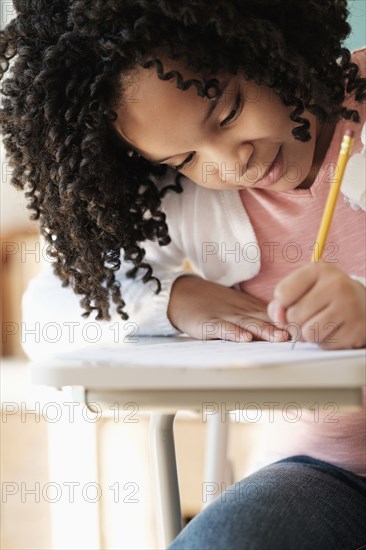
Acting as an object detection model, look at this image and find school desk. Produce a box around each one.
[29,335,365,549]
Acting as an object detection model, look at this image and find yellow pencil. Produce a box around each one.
[291,128,355,349]
[311,128,355,262]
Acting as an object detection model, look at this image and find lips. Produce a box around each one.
[262,157,276,180]
[256,150,278,183]
[248,147,283,188]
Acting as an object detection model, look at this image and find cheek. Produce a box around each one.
[188,165,232,190]
[240,95,290,141]
[286,153,307,184]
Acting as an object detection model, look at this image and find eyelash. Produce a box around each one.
[168,90,243,171]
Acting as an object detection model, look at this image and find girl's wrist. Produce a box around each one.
[167,274,203,329]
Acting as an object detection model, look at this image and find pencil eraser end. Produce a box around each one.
[345,129,355,137]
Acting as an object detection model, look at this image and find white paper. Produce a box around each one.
[51,339,366,368]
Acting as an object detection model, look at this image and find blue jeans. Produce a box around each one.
[168,455,366,550]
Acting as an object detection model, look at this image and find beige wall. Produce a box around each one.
[1,231,41,357]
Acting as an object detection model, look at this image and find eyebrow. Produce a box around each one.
[114,78,232,164]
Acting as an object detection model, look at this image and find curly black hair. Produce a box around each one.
[1,0,365,322]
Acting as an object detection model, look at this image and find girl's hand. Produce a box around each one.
[167,275,290,343]
[267,262,366,349]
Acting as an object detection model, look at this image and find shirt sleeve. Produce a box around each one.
[350,274,366,288]
[341,121,366,211]
[341,121,366,287]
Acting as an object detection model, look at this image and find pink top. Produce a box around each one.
[236,47,366,477]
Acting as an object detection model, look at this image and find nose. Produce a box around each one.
[213,143,253,186]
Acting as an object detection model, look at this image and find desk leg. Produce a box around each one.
[203,414,232,508]
[149,414,182,548]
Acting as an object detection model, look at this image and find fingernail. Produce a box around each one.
[239,333,252,342]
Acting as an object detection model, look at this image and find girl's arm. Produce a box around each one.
[22,225,288,361]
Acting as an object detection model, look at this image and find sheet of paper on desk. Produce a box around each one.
[58,339,366,368]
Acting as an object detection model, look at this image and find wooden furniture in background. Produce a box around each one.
[1,230,42,357]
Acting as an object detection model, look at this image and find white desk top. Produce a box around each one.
[30,337,365,406]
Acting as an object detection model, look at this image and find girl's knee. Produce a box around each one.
[169,459,366,550]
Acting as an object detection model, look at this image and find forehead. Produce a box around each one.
[121,57,225,107]
[122,65,199,119]
[114,60,231,143]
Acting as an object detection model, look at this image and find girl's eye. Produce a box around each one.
[167,89,242,171]
[220,90,242,127]
[169,152,195,171]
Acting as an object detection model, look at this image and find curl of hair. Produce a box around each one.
[1,0,365,321]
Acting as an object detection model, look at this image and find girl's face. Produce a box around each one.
[113,58,336,192]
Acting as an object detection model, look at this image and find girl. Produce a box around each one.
[1,1,365,548]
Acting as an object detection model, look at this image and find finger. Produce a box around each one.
[301,306,343,346]
[274,263,320,308]
[319,322,365,349]
[229,315,290,342]
[285,282,331,327]
[199,318,288,343]
[200,319,253,343]
[319,323,347,350]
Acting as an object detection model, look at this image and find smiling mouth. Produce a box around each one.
[239,151,277,186]
[248,146,282,188]
[254,151,277,184]
[260,156,276,180]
